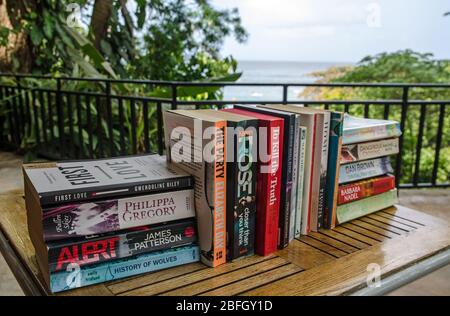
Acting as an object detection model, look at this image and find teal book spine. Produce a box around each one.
[324,112,344,229]
[336,189,398,224]
[49,245,199,293]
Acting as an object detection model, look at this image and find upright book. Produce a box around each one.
[163,109,227,267]
[324,111,344,229]
[294,126,307,237]
[343,114,402,145]
[223,108,284,256]
[216,110,258,260]
[260,105,329,232]
[234,104,296,248]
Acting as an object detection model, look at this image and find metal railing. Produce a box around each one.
[0,73,448,189]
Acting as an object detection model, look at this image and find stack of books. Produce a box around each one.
[163,106,402,267]
[23,155,200,293]
[335,114,401,224]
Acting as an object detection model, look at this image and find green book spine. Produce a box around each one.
[336,189,398,224]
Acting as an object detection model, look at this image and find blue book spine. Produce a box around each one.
[339,157,393,184]
[324,112,344,229]
[50,245,199,293]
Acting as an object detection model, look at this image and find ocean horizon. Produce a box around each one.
[224,60,352,101]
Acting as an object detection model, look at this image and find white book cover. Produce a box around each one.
[295,126,307,238]
[289,114,300,242]
[317,111,330,229]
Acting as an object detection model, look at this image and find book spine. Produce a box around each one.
[324,112,344,229]
[303,115,317,235]
[289,115,300,242]
[339,157,393,184]
[294,127,306,238]
[340,138,399,164]
[279,115,295,248]
[227,121,257,260]
[343,123,402,145]
[49,245,200,293]
[39,177,193,207]
[256,121,283,256]
[212,122,227,266]
[317,112,330,230]
[48,219,197,273]
[336,189,398,224]
[42,189,195,240]
[338,175,395,205]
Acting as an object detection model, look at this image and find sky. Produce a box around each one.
[212,0,450,63]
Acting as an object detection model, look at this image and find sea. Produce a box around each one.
[223,60,350,102]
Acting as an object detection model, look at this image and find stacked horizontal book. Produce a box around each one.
[335,114,401,224]
[23,155,200,293]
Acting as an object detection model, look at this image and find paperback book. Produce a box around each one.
[336,189,398,224]
[339,157,393,184]
[47,219,197,273]
[343,114,402,145]
[338,175,395,205]
[163,109,227,267]
[40,189,195,240]
[23,154,193,206]
[217,110,258,260]
[234,105,296,248]
[294,126,306,238]
[324,111,344,229]
[49,245,200,293]
[341,138,399,164]
[222,108,284,256]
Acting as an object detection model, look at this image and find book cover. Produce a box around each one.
[216,110,257,260]
[343,114,402,145]
[41,189,195,240]
[48,219,197,273]
[49,245,199,293]
[341,138,399,164]
[235,105,296,248]
[163,110,227,267]
[317,111,330,230]
[23,155,193,207]
[259,105,323,234]
[294,126,306,238]
[339,157,393,184]
[338,175,396,205]
[324,111,344,229]
[223,108,284,256]
[289,114,300,241]
[336,189,398,224]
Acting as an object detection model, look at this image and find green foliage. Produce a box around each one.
[303,50,450,184]
[0,0,247,159]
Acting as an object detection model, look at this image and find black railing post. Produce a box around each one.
[171,84,177,110]
[282,85,288,104]
[106,81,115,157]
[395,86,409,188]
[56,78,65,158]
[431,104,446,185]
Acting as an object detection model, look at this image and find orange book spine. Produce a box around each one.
[212,121,227,266]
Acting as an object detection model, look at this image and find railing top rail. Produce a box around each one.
[1,73,450,88]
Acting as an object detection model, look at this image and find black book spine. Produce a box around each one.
[39,176,193,207]
[226,120,258,260]
[48,218,197,273]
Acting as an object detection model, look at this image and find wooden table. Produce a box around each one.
[0,191,448,296]
[0,154,449,295]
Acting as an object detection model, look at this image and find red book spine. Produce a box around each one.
[338,175,395,205]
[256,120,284,256]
